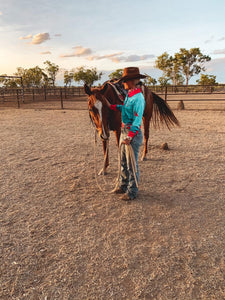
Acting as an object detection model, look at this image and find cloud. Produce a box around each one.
[40,51,51,55]
[60,46,92,57]
[54,34,62,37]
[218,37,225,41]
[204,35,214,44]
[87,52,154,63]
[60,45,155,63]
[87,52,123,62]
[31,33,50,45]
[110,54,155,63]
[212,49,225,55]
[72,46,92,56]
[0,11,2,16]
[19,34,32,40]
[124,54,155,62]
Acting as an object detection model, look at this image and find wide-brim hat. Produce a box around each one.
[119,67,146,82]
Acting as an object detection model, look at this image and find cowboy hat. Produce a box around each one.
[119,67,146,82]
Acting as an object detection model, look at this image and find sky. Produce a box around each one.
[0,0,225,85]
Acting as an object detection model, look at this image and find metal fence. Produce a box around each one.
[1,85,225,110]
[0,87,85,109]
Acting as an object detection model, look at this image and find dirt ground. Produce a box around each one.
[0,104,224,299]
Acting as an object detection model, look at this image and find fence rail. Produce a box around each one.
[1,85,225,110]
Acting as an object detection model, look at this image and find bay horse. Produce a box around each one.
[84,81,179,172]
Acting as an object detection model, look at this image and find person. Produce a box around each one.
[104,67,146,201]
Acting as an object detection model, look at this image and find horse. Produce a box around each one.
[84,81,180,172]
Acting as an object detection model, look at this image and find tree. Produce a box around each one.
[14,67,47,88]
[158,76,171,86]
[143,74,157,86]
[155,52,183,85]
[0,75,19,88]
[196,74,217,85]
[43,60,59,87]
[108,69,123,80]
[175,73,185,85]
[64,70,74,87]
[175,48,211,85]
[74,66,103,86]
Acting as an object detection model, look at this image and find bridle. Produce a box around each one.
[88,93,111,141]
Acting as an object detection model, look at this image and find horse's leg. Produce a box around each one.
[142,116,150,161]
[98,140,109,175]
[114,128,121,147]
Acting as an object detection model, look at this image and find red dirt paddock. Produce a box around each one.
[0,105,224,299]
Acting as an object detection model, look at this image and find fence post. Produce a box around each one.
[44,87,47,101]
[164,86,167,103]
[17,89,20,108]
[1,88,5,103]
[32,88,35,101]
[60,88,64,109]
[64,87,67,99]
[21,77,25,103]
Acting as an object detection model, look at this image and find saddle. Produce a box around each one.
[107,79,127,102]
[107,79,146,102]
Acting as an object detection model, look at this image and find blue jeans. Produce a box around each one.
[119,127,143,198]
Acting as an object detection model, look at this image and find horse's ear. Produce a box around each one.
[84,84,92,96]
[100,83,108,94]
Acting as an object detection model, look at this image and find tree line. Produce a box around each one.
[0,48,219,88]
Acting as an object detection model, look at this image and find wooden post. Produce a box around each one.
[17,89,20,108]
[32,88,35,101]
[60,88,64,109]
[64,87,67,99]
[1,88,4,103]
[44,87,47,101]
[165,86,167,103]
[21,77,25,103]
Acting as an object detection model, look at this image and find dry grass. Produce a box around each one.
[0,104,225,299]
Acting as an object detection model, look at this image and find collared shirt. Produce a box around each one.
[110,88,145,138]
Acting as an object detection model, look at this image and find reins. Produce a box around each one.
[93,130,138,194]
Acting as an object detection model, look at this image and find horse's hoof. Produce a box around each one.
[98,168,108,175]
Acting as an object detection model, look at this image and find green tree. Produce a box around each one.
[196,74,217,85]
[74,66,103,86]
[175,73,185,85]
[175,48,211,85]
[0,75,19,88]
[158,76,171,86]
[43,60,59,86]
[15,67,47,88]
[155,52,182,85]
[108,69,123,80]
[143,74,157,86]
[64,70,74,87]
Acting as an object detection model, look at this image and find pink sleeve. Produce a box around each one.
[128,130,138,138]
[110,104,117,111]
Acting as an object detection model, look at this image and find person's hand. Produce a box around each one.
[122,138,131,145]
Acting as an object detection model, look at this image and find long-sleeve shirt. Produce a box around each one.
[110,88,145,138]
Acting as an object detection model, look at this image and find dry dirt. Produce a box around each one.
[0,104,225,300]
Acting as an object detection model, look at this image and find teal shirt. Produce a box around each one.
[116,90,145,136]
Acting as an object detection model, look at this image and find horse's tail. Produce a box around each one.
[152,92,180,129]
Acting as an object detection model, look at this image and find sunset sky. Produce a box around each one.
[1,0,225,84]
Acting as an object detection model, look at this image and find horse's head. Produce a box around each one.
[84,83,110,141]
